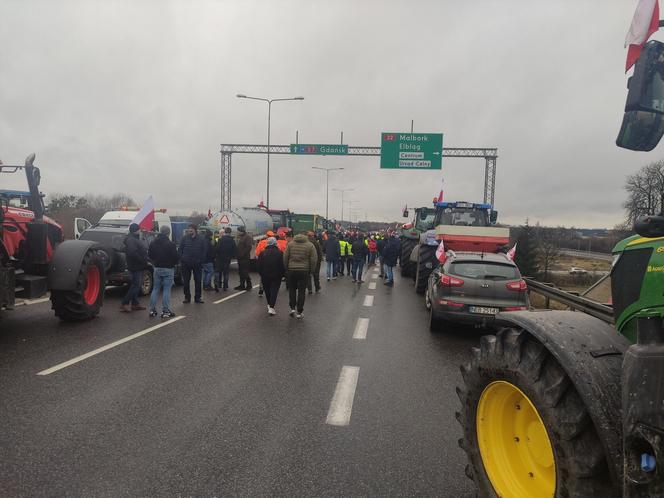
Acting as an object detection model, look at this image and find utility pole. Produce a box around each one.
[332,188,354,223]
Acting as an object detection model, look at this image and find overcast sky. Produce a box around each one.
[0,0,652,228]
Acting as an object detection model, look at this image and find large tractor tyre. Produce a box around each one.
[415,245,437,295]
[139,269,154,296]
[51,249,105,321]
[425,287,445,332]
[457,328,619,498]
[400,238,417,278]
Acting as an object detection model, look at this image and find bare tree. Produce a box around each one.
[624,159,664,224]
[536,228,561,281]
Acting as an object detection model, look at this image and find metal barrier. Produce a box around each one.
[525,277,614,324]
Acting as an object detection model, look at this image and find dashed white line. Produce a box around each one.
[326,366,360,426]
[353,317,370,339]
[213,284,260,304]
[371,274,378,279]
[368,282,377,290]
[37,316,186,376]
[363,295,374,307]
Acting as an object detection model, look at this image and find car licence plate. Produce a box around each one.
[469,306,499,315]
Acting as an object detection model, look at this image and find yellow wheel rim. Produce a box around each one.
[476,381,556,498]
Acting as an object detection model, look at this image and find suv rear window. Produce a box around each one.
[449,261,518,280]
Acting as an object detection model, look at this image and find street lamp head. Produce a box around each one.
[236,94,247,98]
[294,96,304,100]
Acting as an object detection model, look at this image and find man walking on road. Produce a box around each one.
[257,237,285,315]
[120,223,149,312]
[202,230,216,291]
[382,233,401,287]
[215,227,236,291]
[235,226,253,291]
[179,224,207,304]
[324,231,340,281]
[307,231,322,294]
[284,231,318,319]
[351,233,368,283]
[148,225,179,317]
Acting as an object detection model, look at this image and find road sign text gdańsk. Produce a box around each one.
[380,132,443,169]
[290,144,349,155]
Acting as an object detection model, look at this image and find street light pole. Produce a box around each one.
[237,94,304,209]
[332,188,354,223]
[312,166,343,221]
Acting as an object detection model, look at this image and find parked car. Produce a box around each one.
[425,252,528,331]
[569,266,588,275]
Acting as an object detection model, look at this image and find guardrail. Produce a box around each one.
[559,249,613,262]
[525,278,614,324]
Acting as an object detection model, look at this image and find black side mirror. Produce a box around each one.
[402,209,409,218]
[635,215,664,237]
[617,40,664,151]
[490,210,498,224]
[419,207,429,220]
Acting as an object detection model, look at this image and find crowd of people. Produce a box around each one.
[120,222,403,321]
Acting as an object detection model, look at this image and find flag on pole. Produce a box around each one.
[435,238,446,264]
[506,242,517,261]
[207,208,212,220]
[625,0,660,72]
[437,177,444,203]
[132,195,155,231]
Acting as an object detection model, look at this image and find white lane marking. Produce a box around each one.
[37,316,186,376]
[363,295,374,307]
[326,366,360,426]
[213,284,260,304]
[368,282,377,290]
[353,317,370,340]
[15,296,51,306]
[371,274,378,279]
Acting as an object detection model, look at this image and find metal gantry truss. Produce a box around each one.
[219,144,498,211]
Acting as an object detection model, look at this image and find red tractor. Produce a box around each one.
[0,154,105,321]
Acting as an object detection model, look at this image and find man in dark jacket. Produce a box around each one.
[382,233,401,286]
[351,233,369,283]
[202,230,216,291]
[307,231,323,294]
[324,232,340,281]
[178,224,207,303]
[120,223,149,312]
[148,225,179,317]
[284,232,318,318]
[215,227,236,291]
[376,235,387,278]
[235,226,253,291]
[257,237,285,314]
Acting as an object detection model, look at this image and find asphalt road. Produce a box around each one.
[0,264,482,497]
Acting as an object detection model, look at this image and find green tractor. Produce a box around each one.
[398,205,436,278]
[458,40,664,497]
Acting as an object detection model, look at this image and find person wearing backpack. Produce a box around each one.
[257,237,285,315]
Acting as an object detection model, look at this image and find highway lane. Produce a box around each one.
[0,265,480,497]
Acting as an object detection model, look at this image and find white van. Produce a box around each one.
[75,210,173,240]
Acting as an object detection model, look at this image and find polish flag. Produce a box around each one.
[437,177,444,203]
[625,0,660,72]
[506,242,517,261]
[132,195,155,231]
[435,238,446,264]
[207,208,213,220]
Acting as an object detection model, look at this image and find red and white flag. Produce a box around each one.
[435,238,446,264]
[437,177,444,203]
[207,208,212,220]
[625,0,660,72]
[506,242,517,261]
[132,195,155,231]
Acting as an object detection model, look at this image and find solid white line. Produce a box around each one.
[213,284,260,304]
[16,296,51,306]
[368,282,377,290]
[37,316,186,376]
[363,295,374,307]
[371,274,378,279]
[326,366,360,426]
[353,317,370,340]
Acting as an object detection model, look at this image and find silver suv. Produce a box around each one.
[425,252,528,330]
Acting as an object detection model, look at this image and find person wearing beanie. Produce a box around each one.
[120,223,149,312]
[147,224,179,317]
[235,225,253,290]
[257,236,285,315]
[306,231,323,294]
[214,226,236,291]
[283,231,318,319]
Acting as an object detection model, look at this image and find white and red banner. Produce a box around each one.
[132,195,155,231]
[436,238,446,264]
[506,242,517,261]
[625,0,660,72]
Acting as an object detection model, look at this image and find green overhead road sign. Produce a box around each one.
[290,144,348,155]
[380,132,443,169]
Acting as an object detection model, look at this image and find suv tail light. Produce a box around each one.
[503,306,528,311]
[441,274,465,287]
[506,279,527,292]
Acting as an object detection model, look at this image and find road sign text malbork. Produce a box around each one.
[290,144,348,155]
[380,132,443,169]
